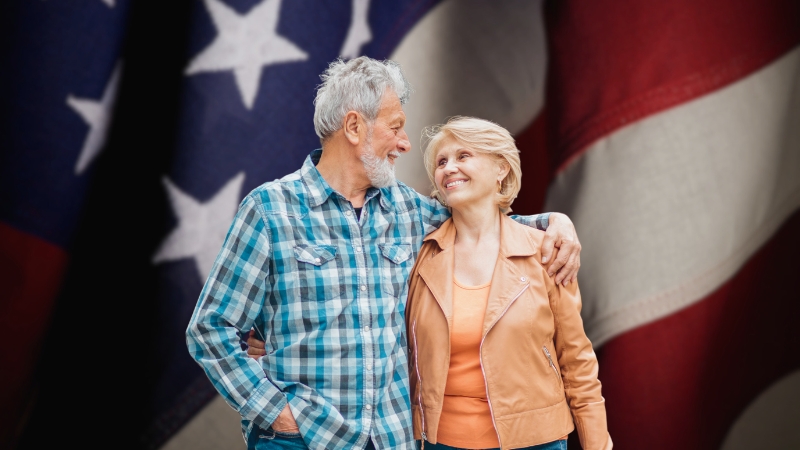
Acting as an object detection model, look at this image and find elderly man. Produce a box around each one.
[186,56,581,450]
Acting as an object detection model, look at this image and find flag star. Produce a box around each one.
[340,0,372,59]
[185,0,308,110]
[152,173,246,280]
[66,62,122,175]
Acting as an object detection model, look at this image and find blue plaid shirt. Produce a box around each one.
[186,150,549,450]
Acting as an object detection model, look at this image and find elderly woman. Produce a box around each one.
[406,117,612,450]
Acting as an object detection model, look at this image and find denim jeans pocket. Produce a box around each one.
[252,427,307,450]
[263,427,302,439]
[249,426,305,450]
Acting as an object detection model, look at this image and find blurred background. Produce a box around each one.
[1,0,798,449]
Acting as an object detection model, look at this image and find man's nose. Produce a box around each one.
[397,129,410,153]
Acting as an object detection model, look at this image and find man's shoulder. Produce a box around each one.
[520,221,547,243]
[245,169,305,210]
[383,180,426,210]
[391,180,421,197]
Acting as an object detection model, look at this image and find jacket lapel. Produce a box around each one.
[418,246,455,327]
[482,215,538,337]
[418,219,457,327]
[482,257,530,337]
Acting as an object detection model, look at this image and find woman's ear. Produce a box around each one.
[343,111,361,145]
[497,160,511,182]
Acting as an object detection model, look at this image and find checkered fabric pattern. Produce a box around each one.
[186,150,550,450]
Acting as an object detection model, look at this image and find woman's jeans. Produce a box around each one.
[420,439,567,450]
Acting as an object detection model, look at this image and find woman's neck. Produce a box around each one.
[451,203,502,286]
[451,202,502,246]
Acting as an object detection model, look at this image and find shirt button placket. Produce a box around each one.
[348,204,374,436]
[363,318,375,421]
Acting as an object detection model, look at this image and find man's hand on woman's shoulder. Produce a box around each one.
[540,212,581,286]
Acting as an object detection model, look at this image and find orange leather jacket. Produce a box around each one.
[405,215,612,450]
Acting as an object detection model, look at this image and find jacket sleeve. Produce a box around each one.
[185,195,287,430]
[549,276,613,450]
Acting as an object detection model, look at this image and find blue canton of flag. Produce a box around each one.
[0,1,129,448]
[0,0,128,246]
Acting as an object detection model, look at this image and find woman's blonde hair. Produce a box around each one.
[422,116,522,214]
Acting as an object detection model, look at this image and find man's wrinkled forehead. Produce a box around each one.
[378,90,406,125]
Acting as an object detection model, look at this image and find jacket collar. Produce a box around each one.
[422,213,539,257]
[418,213,538,337]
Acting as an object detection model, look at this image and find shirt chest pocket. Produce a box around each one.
[379,243,412,299]
[293,244,343,301]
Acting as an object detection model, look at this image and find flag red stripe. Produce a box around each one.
[544,0,800,173]
[514,111,550,214]
[592,210,800,450]
[0,222,68,448]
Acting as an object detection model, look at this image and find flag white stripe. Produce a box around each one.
[545,46,800,346]
[393,0,547,194]
[720,369,800,450]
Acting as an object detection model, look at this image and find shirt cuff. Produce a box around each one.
[239,377,287,430]
[537,212,551,231]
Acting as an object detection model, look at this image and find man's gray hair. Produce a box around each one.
[313,56,411,141]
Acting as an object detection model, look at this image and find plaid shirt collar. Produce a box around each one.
[301,149,394,212]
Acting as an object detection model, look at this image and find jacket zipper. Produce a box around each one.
[412,320,427,442]
[542,345,560,383]
[479,283,530,449]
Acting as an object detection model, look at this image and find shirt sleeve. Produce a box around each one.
[185,195,287,430]
[509,212,551,231]
[412,187,551,233]
[414,192,452,235]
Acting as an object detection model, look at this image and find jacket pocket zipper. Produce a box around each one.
[542,345,561,384]
[480,283,530,449]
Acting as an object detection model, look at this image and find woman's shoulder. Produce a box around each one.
[505,215,547,245]
[421,217,455,249]
[501,216,549,268]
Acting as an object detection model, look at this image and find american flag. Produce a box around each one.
[1,0,798,449]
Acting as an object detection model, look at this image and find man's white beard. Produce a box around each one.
[359,142,397,188]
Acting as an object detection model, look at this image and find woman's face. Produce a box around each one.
[433,137,508,210]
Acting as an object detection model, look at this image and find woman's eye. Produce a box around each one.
[437,159,446,166]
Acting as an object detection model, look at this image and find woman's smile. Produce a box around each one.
[444,178,468,189]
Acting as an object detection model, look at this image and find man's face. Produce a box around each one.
[359,90,410,188]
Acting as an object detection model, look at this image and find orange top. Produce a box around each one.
[436,278,499,449]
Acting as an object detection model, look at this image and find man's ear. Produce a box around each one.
[343,111,361,145]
